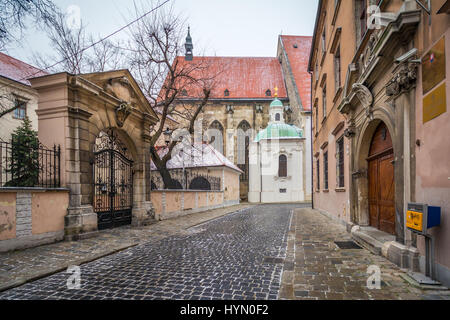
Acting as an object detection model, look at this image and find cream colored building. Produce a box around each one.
[249,96,306,203]
[0,53,45,141]
[166,32,313,202]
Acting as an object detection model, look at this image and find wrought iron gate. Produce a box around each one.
[93,130,133,230]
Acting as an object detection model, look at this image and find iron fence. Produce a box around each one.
[151,168,221,191]
[0,140,61,188]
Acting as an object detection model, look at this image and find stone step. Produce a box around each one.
[351,226,394,255]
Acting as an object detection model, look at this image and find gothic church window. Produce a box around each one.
[207,120,224,155]
[237,120,251,182]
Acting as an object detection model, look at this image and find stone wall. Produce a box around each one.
[151,190,238,221]
[0,188,69,252]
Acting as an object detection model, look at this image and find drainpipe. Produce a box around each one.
[308,70,314,209]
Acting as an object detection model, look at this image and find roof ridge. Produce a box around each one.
[177,55,279,59]
[280,35,313,38]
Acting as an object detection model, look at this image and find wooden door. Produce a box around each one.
[368,123,395,235]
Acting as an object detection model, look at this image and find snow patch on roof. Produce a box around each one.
[151,143,243,173]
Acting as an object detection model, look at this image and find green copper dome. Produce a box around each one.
[270,98,283,108]
[255,123,303,142]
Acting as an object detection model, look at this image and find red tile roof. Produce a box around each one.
[0,52,47,86]
[280,35,312,111]
[173,56,288,100]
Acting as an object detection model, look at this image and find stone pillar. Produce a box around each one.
[64,107,98,240]
[131,118,155,227]
[131,143,155,227]
[226,106,235,163]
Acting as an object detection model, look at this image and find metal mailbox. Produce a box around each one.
[406,203,441,235]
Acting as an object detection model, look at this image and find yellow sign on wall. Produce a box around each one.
[422,37,446,95]
[406,210,423,232]
[423,82,447,123]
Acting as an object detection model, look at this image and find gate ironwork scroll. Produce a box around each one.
[93,130,133,230]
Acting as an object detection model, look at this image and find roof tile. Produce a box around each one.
[0,52,47,86]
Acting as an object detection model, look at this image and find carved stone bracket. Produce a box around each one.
[115,103,132,127]
[386,59,420,97]
[344,127,356,139]
[352,169,367,179]
[338,82,373,118]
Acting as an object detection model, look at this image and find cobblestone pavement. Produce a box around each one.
[279,208,450,300]
[0,203,254,292]
[0,204,304,300]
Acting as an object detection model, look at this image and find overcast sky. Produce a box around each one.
[5,0,319,65]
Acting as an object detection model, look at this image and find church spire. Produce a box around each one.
[185,26,193,61]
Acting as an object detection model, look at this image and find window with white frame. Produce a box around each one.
[13,99,26,120]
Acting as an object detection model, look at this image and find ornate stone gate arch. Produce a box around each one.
[32,70,159,239]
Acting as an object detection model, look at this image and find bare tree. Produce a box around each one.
[32,11,89,74]
[33,11,126,74]
[87,37,126,72]
[126,3,221,189]
[0,0,58,50]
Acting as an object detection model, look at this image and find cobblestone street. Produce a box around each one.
[0,204,449,300]
[280,208,450,300]
[0,204,300,300]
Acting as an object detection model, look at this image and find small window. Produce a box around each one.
[336,136,345,188]
[279,155,287,177]
[275,113,281,121]
[322,85,327,119]
[13,100,26,120]
[181,89,188,96]
[280,189,287,193]
[324,151,329,190]
[321,26,326,55]
[334,45,341,91]
[224,89,230,97]
[293,44,298,48]
[265,89,272,97]
[316,158,320,190]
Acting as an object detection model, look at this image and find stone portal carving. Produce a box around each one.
[115,103,132,127]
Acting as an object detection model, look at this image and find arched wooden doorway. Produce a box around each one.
[368,122,395,234]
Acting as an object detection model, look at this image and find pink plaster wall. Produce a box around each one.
[197,192,207,208]
[165,192,182,213]
[184,192,195,210]
[151,192,163,215]
[0,193,16,241]
[314,135,351,223]
[223,169,240,202]
[32,191,69,235]
[415,30,450,271]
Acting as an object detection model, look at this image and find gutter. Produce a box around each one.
[308,69,314,209]
[307,0,323,72]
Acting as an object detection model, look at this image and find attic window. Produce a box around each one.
[181,89,188,96]
[293,44,298,48]
[224,89,230,97]
[265,89,272,97]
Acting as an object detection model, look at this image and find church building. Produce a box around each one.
[167,30,312,202]
[248,92,306,203]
